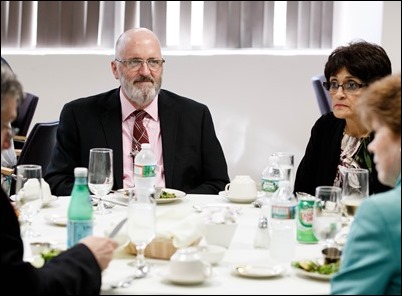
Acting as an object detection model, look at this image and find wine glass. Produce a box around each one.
[15,164,43,238]
[88,148,113,215]
[312,186,342,249]
[341,168,369,224]
[127,188,156,270]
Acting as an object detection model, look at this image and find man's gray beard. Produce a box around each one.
[123,80,161,107]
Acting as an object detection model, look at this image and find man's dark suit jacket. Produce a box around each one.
[294,112,390,196]
[0,189,102,294]
[45,88,230,196]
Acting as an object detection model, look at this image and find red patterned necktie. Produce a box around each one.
[132,109,149,156]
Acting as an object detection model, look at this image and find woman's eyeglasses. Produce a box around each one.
[323,80,367,94]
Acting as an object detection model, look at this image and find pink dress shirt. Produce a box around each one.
[120,90,165,188]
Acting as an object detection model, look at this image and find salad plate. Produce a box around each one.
[291,258,338,281]
[115,188,186,204]
[292,266,333,280]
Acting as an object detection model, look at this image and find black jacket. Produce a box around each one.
[294,112,390,196]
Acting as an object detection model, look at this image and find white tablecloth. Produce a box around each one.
[26,194,331,295]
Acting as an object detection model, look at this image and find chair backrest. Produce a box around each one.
[311,75,332,115]
[12,92,39,137]
[17,121,59,176]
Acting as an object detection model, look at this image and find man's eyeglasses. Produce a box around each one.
[1,123,19,139]
[115,58,165,71]
[323,80,367,94]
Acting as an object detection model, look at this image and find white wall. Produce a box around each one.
[3,2,400,186]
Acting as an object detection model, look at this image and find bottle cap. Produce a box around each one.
[74,167,88,177]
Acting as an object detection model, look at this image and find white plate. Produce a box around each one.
[219,191,265,203]
[232,264,284,278]
[10,194,58,207]
[44,214,67,226]
[156,188,186,204]
[291,258,335,280]
[115,188,186,204]
[292,266,333,280]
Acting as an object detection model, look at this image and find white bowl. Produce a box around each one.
[204,223,237,248]
[199,245,226,265]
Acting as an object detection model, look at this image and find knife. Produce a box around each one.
[108,217,128,238]
[91,195,128,207]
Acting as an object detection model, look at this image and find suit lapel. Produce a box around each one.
[158,90,178,187]
[101,90,124,189]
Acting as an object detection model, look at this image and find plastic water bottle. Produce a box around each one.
[269,180,297,265]
[261,155,284,198]
[134,143,157,198]
[261,155,284,218]
[67,167,93,248]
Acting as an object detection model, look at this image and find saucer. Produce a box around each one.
[219,191,265,203]
[10,194,58,207]
[232,264,284,278]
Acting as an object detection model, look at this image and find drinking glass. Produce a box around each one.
[88,148,113,215]
[15,164,43,238]
[271,152,295,191]
[127,189,156,270]
[341,168,369,223]
[312,186,342,248]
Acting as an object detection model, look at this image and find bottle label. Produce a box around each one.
[261,178,279,193]
[134,164,156,177]
[271,205,296,219]
[67,220,93,248]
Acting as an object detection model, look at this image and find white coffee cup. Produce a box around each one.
[225,175,257,199]
[168,247,212,284]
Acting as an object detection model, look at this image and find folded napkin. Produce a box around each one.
[21,178,53,205]
[156,207,205,248]
[106,207,205,249]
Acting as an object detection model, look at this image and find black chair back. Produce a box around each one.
[17,121,59,174]
[10,121,59,195]
[311,75,332,115]
[12,92,39,137]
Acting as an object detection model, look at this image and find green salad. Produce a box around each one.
[292,259,339,275]
[159,191,176,199]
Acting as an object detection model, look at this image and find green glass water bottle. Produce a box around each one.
[67,167,93,248]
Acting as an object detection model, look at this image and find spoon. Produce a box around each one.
[192,205,203,213]
[110,265,148,289]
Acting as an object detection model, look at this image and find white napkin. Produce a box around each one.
[105,207,205,249]
[21,178,52,205]
[156,207,205,248]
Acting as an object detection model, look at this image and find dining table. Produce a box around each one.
[24,192,331,295]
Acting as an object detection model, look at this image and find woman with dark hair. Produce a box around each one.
[294,40,392,196]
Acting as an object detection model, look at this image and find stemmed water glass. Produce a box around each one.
[127,188,156,271]
[88,148,114,215]
[312,186,343,249]
[15,164,43,238]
